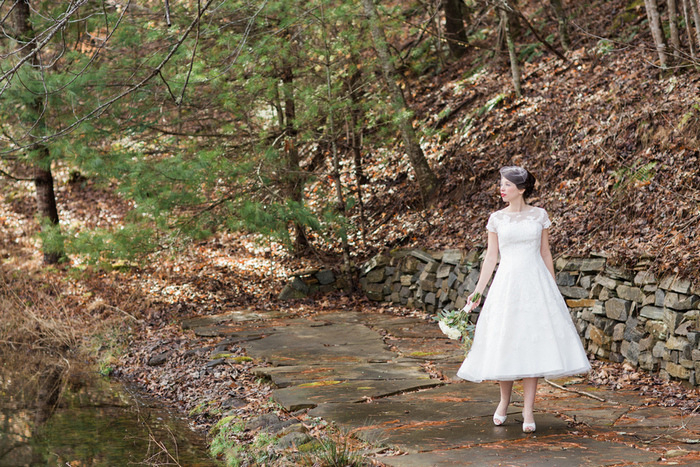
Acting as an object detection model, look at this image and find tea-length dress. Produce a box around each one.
[457,207,591,382]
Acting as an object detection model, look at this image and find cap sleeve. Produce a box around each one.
[486,212,497,233]
[541,208,552,229]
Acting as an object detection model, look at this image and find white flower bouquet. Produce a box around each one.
[434,307,476,354]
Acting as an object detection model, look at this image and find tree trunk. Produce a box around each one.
[344,70,368,246]
[34,158,63,264]
[362,0,439,200]
[549,0,570,51]
[328,113,353,292]
[689,0,700,52]
[668,0,681,60]
[13,0,63,264]
[280,66,309,254]
[681,0,697,59]
[645,0,669,68]
[320,9,354,291]
[500,2,522,96]
[443,0,469,58]
[495,0,521,62]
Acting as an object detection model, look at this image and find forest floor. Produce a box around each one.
[2,0,700,463]
[2,223,700,465]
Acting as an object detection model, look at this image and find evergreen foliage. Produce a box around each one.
[3,1,697,267]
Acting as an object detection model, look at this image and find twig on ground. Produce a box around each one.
[544,378,606,402]
[105,304,142,322]
[640,404,700,445]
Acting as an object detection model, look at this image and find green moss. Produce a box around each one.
[231,356,253,363]
[408,351,440,357]
[298,380,341,388]
[209,354,253,363]
[297,439,323,453]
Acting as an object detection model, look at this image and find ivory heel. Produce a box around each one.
[493,413,507,426]
[522,422,536,433]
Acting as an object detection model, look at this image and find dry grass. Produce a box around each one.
[0,268,81,356]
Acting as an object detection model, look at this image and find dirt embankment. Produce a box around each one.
[357,0,700,280]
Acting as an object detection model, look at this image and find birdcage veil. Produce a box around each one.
[499,166,529,186]
[500,166,536,198]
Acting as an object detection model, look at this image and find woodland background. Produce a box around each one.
[2,0,700,463]
[0,0,700,280]
[1,0,699,279]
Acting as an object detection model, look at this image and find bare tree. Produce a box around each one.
[319,4,353,286]
[668,0,681,60]
[280,65,310,254]
[499,1,522,96]
[343,69,369,246]
[644,0,669,68]
[549,0,570,51]
[443,0,469,58]
[361,0,439,199]
[681,0,697,59]
[690,0,700,52]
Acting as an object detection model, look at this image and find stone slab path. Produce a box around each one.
[181,310,700,466]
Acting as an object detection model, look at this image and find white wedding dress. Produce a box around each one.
[457,207,591,382]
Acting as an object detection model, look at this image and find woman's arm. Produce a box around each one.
[540,228,556,280]
[475,231,499,293]
[465,231,499,310]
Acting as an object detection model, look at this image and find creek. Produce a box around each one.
[0,354,217,466]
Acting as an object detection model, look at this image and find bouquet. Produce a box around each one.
[434,302,478,354]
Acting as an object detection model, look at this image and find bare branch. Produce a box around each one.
[164,0,172,27]
[178,0,201,106]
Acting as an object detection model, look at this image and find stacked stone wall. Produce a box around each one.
[359,248,700,387]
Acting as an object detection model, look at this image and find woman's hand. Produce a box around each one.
[463,291,482,313]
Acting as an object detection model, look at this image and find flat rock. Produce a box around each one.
[379,436,659,466]
[308,393,505,430]
[433,360,464,381]
[271,379,442,411]
[244,321,396,366]
[275,431,312,450]
[393,382,504,403]
[542,406,628,427]
[181,309,284,329]
[612,426,700,452]
[246,413,282,431]
[366,316,446,340]
[254,362,428,388]
[615,406,700,430]
[191,326,271,339]
[388,337,464,361]
[356,413,569,454]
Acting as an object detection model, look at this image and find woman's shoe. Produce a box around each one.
[493,413,507,426]
[522,421,536,433]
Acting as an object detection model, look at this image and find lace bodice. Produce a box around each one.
[486,207,551,264]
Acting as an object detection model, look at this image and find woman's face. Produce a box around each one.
[500,176,525,203]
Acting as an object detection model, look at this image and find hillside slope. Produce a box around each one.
[356,0,700,279]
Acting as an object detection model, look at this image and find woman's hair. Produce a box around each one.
[500,166,536,198]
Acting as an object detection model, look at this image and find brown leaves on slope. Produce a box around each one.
[345,2,700,279]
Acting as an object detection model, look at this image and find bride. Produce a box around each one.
[457,166,591,433]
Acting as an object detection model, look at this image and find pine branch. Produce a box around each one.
[0,0,216,157]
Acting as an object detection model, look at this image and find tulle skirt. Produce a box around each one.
[457,256,591,382]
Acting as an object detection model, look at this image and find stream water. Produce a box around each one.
[0,357,217,466]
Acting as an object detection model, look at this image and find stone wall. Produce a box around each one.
[358,248,700,386]
[278,268,338,300]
